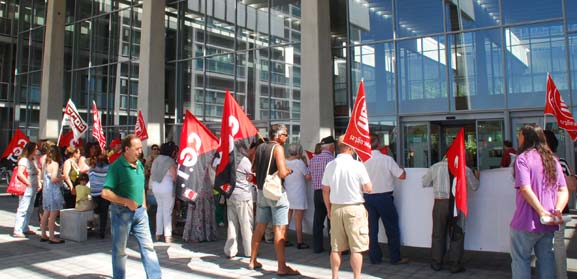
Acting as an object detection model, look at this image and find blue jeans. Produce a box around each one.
[110,204,161,279]
[510,228,556,279]
[364,192,401,264]
[14,185,37,234]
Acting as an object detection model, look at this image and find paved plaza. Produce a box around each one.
[0,192,576,278]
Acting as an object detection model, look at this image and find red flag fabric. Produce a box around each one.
[379,146,389,155]
[214,89,260,197]
[343,80,372,162]
[91,101,107,151]
[544,74,577,141]
[1,129,30,163]
[59,131,84,148]
[135,111,149,140]
[446,128,468,216]
[305,150,314,160]
[176,110,220,202]
[61,99,88,143]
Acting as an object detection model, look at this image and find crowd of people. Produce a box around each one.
[8,122,574,279]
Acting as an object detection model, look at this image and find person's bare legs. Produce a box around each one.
[48,211,60,241]
[294,210,304,244]
[286,209,293,242]
[40,210,49,239]
[330,251,342,279]
[274,224,299,274]
[249,222,267,269]
[350,252,363,279]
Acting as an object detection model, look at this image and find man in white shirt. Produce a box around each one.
[422,158,479,273]
[322,136,372,279]
[363,133,408,265]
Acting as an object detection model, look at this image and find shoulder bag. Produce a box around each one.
[6,167,28,196]
[262,144,283,201]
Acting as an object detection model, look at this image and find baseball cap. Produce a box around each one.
[319,136,335,145]
[109,139,121,147]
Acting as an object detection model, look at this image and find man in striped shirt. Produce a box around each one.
[310,136,335,253]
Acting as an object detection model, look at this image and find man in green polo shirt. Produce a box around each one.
[102,134,162,279]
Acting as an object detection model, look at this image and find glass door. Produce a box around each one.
[403,123,430,167]
[476,120,504,170]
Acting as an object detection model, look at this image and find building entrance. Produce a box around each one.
[402,118,504,170]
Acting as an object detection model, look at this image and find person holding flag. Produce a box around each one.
[510,124,568,279]
[422,130,479,274]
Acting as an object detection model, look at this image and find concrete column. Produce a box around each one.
[138,0,166,150]
[301,0,334,150]
[39,0,65,140]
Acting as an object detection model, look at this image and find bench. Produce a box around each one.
[59,209,93,242]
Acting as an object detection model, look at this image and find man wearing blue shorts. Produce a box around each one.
[248,124,300,276]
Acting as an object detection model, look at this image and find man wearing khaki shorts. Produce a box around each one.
[322,136,373,279]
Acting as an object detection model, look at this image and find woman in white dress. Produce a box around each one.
[284,143,311,249]
[149,142,178,243]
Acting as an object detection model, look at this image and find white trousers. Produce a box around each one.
[224,199,254,257]
[153,186,175,237]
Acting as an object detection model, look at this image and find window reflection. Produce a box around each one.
[395,0,443,38]
[398,36,448,113]
[348,0,393,44]
[449,29,504,111]
[501,0,561,24]
[506,22,566,109]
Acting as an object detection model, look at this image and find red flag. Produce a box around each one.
[305,150,314,160]
[61,99,88,143]
[176,110,220,202]
[135,111,149,140]
[379,146,389,155]
[59,131,84,148]
[343,80,372,162]
[446,128,468,216]
[91,101,107,151]
[214,89,260,197]
[544,74,577,141]
[1,129,30,163]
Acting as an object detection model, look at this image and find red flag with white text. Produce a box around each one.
[59,131,84,148]
[214,89,260,197]
[343,80,372,162]
[1,129,30,163]
[446,128,468,216]
[176,110,220,202]
[135,111,149,140]
[91,101,107,151]
[61,99,88,143]
[544,74,577,141]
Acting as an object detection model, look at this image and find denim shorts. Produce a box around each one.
[255,190,289,225]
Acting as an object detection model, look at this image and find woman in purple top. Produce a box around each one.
[510,124,568,279]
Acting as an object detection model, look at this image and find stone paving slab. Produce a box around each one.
[0,194,574,278]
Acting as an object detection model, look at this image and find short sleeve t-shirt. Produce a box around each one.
[511,149,566,233]
[230,156,254,201]
[321,153,371,204]
[103,155,145,206]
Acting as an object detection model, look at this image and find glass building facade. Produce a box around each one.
[332,0,577,170]
[0,0,577,173]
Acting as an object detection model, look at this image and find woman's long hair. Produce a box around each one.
[19,142,37,160]
[516,124,557,185]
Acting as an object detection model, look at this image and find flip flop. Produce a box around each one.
[49,239,65,244]
[248,262,262,270]
[40,237,49,242]
[277,266,300,276]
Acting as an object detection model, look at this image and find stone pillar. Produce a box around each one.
[138,0,166,150]
[39,0,65,140]
[301,0,334,150]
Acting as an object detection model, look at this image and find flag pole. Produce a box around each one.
[56,117,64,146]
[544,73,549,128]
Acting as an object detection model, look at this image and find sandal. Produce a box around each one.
[248,262,262,270]
[40,237,49,242]
[285,241,294,247]
[277,266,300,276]
[296,242,310,249]
[49,239,65,244]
